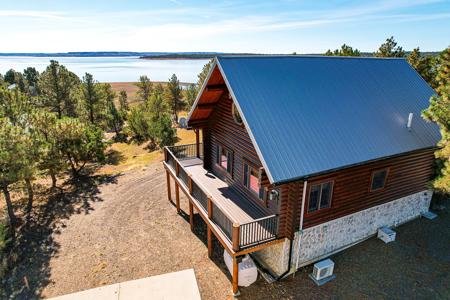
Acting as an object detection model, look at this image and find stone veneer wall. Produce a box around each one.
[253,190,432,276]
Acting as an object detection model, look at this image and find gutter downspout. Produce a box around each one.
[294,180,308,276]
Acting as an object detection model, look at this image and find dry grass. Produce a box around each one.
[98,128,196,175]
[109,82,140,106]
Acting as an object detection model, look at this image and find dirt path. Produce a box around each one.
[41,163,233,299]
[8,162,449,299]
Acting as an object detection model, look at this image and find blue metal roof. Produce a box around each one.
[216,56,441,184]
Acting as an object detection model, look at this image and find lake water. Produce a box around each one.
[0,56,210,83]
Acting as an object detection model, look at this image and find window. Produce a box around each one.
[308,181,333,212]
[371,169,388,191]
[243,162,263,199]
[216,145,232,174]
[232,102,243,125]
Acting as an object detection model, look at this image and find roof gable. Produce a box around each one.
[190,56,441,184]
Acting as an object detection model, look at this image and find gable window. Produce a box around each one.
[216,145,233,174]
[308,181,333,212]
[243,162,264,199]
[232,102,243,125]
[370,169,388,191]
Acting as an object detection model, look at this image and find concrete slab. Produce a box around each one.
[47,269,201,300]
[49,283,120,300]
[118,269,201,300]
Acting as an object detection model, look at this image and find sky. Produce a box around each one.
[0,0,449,53]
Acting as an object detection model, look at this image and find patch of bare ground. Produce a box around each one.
[2,163,449,300]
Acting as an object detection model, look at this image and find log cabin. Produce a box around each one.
[162,55,440,295]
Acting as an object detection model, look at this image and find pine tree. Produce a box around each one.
[422,47,450,194]
[197,60,213,89]
[374,36,405,57]
[324,44,361,56]
[39,60,80,118]
[81,73,103,125]
[163,74,183,123]
[103,84,124,137]
[407,48,437,88]
[118,90,129,112]
[183,84,197,110]
[136,75,153,102]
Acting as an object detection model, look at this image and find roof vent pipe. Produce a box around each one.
[407,113,413,130]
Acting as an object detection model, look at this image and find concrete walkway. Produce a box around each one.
[48,269,201,300]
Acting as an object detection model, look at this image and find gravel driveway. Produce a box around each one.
[8,162,449,299]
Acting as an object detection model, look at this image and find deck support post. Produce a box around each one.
[175,183,180,214]
[189,201,194,231]
[232,256,240,296]
[166,170,171,202]
[207,226,213,258]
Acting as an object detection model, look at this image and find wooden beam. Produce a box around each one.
[206,84,227,91]
[189,201,194,231]
[207,226,213,258]
[175,183,180,214]
[166,170,171,202]
[196,103,217,110]
[232,256,239,296]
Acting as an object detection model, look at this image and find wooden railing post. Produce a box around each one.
[195,129,200,158]
[188,175,193,194]
[232,223,240,252]
[163,147,167,162]
[207,196,213,219]
[175,162,180,177]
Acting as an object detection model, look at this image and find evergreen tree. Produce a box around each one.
[56,118,106,176]
[103,84,124,137]
[136,75,153,102]
[197,60,213,90]
[30,111,66,189]
[407,48,437,88]
[39,60,80,118]
[163,74,183,123]
[118,90,129,112]
[422,47,450,194]
[81,73,103,125]
[325,44,361,56]
[374,36,405,57]
[0,119,28,234]
[184,84,197,109]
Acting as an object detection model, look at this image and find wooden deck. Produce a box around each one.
[179,158,270,224]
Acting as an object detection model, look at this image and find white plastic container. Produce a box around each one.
[223,250,258,287]
[377,226,396,243]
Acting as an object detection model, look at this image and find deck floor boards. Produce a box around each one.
[179,158,270,224]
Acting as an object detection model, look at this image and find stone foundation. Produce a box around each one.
[253,190,432,276]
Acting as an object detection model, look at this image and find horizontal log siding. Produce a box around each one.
[205,93,280,215]
[294,148,435,229]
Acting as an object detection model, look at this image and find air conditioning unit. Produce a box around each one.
[309,259,336,286]
[377,226,396,243]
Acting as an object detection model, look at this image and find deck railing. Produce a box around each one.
[164,144,278,251]
[239,215,279,248]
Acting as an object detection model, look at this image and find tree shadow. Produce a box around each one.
[104,149,126,166]
[1,173,121,299]
[175,204,233,284]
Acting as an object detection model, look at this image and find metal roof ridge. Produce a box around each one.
[216,55,407,60]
